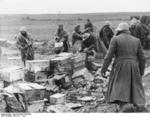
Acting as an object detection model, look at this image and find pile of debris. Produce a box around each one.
[0,52,112,113]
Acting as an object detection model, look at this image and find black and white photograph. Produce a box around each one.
[0,0,150,115]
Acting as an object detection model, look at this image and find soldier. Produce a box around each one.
[101,23,147,112]
[130,18,149,48]
[99,21,114,49]
[16,27,34,66]
[55,24,69,52]
[72,25,83,53]
[84,19,94,32]
[81,28,98,71]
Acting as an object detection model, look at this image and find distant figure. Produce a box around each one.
[16,27,34,66]
[72,25,83,53]
[84,19,94,32]
[129,18,139,37]
[129,18,149,48]
[99,21,114,49]
[101,22,147,112]
[55,24,69,52]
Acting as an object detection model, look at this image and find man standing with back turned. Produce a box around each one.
[101,22,147,112]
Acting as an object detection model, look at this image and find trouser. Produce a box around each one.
[21,47,34,66]
[85,50,98,72]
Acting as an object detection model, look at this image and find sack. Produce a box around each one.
[5,94,27,112]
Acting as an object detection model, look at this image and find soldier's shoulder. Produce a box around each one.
[129,34,139,40]
[111,35,119,40]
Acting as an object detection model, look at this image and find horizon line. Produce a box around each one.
[0,11,150,15]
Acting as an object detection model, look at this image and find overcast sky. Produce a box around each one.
[0,0,150,14]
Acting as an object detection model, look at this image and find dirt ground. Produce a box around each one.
[1,38,150,113]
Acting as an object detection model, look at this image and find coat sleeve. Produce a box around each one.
[101,37,117,73]
[62,31,69,42]
[137,40,146,76]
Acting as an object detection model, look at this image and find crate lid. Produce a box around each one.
[27,83,46,89]
[56,52,73,57]
[51,56,71,61]
[4,85,24,94]
[16,82,46,90]
[0,66,23,72]
[26,60,49,63]
[50,93,65,98]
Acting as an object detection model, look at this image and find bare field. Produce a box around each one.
[0,12,150,42]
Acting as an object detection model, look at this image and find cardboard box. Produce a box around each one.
[50,93,66,105]
[26,60,50,73]
[0,66,24,82]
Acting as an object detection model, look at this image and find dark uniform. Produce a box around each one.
[56,29,69,52]
[84,19,94,32]
[130,23,149,48]
[99,25,114,49]
[72,26,83,53]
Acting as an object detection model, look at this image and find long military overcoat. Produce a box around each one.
[101,31,146,106]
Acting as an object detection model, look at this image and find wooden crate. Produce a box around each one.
[51,56,73,74]
[27,99,45,112]
[15,82,46,102]
[0,66,24,82]
[72,53,86,63]
[50,93,66,105]
[72,53,86,72]
[73,60,85,73]
[26,60,50,73]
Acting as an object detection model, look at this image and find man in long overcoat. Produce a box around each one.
[101,22,147,112]
[16,27,34,66]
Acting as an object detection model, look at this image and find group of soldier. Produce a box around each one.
[15,17,150,67]
[15,17,149,112]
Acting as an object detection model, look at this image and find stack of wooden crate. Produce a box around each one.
[25,60,50,82]
[72,53,86,73]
